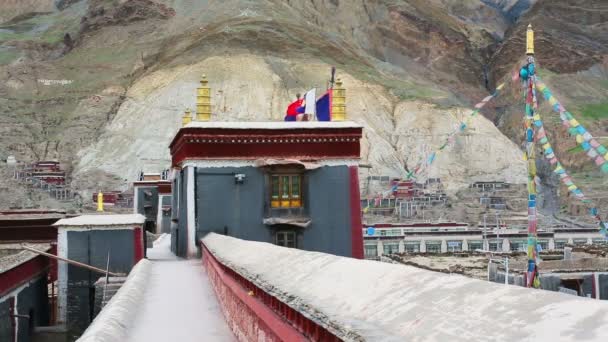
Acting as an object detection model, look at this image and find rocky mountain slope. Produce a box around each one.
[0,0,606,210]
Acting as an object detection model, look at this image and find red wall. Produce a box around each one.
[133,227,144,263]
[0,254,50,297]
[349,166,364,259]
[201,243,341,342]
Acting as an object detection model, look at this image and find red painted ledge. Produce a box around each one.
[201,240,342,342]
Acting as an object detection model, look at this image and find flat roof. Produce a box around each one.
[0,243,51,273]
[184,121,363,130]
[54,214,146,226]
[203,233,608,341]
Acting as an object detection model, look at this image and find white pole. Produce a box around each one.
[487,259,491,281]
[505,257,509,285]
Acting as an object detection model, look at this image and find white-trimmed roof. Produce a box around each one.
[184,121,362,130]
[54,214,146,226]
[202,233,608,341]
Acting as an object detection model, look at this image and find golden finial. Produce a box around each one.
[182,108,192,127]
[526,24,534,56]
[196,74,211,121]
[332,78,346,121]
[97,191,104,212]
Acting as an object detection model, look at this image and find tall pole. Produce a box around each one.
[523,24,539,288]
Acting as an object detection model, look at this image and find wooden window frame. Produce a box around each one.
[270,174,302,208]
[276,231,297,248]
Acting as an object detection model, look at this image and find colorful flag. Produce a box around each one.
[303,88,316,115]
[315,89,332,121]
[285,98,304,121]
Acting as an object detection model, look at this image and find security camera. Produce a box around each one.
[234,174,246,184]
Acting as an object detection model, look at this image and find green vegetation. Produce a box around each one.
[0,49,19,65]
[567,145,584,154]
[579,102,608,120]
[0,9,81,45]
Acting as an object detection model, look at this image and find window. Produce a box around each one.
[276,231,296,248]
[592,238,607,245]
[404,241,420,253]
[538,239,549,251]
[510,240,525,252]
[271,175,301,208]
[383,242,400,255]
[388,229,401,236]
[573,239,588,246]
[364,243,378,258]
[555,239,567,250]
[447,240,462,252]
[489,240,502,252]
[426,242,441,253]
[468,241,483,251]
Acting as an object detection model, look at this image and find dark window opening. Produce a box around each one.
[276,231,297,248]
[144,221,155,233]
[560,279,582,296]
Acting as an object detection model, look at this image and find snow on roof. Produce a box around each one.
[202,233,608,341]
[54,214,146,227]
[78,260,151,342]
[184,121,362,130]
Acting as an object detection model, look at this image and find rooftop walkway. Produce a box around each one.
[126,235,234,342]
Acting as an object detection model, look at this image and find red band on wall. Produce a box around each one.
[133,227,144,263]
[349,166,364,259]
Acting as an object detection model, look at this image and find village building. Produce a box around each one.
[0,243,53,342]
[168,76,364,258]
[0,210,67,242]
[133,172,172,234]
[53,214,145,339]
[363,222,606,258]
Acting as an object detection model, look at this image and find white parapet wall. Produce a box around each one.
[77,259,151,342]
[202,233,608,341]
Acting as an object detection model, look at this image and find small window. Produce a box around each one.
[555,239,567,250]
[276,231,296,248]
[510,240,525,252]
[404,241,420,253]
[489,240,502,252]
[271,174,301,208]
[426,242,441,253]
[447,240,462,252]
[383,242,400,255]
[468,240,483,251]
[364,243,378,258]
[573,239,588,246]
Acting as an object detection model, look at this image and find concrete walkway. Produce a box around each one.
[127,235,235,342]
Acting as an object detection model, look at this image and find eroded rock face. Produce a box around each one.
[490,0,608,79]
[0,0,55,24]
[75,55,526,191]
[80,0,176,34]
[1,0,603,205]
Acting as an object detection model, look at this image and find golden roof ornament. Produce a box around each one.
[196,75,211,121]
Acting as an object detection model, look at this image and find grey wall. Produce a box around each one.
[171,165,354,258]
[174,168,189,257]
[160,195,172,234]
[540,274,595,297]
[0,275,49,342]
[600,274,608,300]
[171,177,180,254]
[65,229,137,338]
[136,187,159,231]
